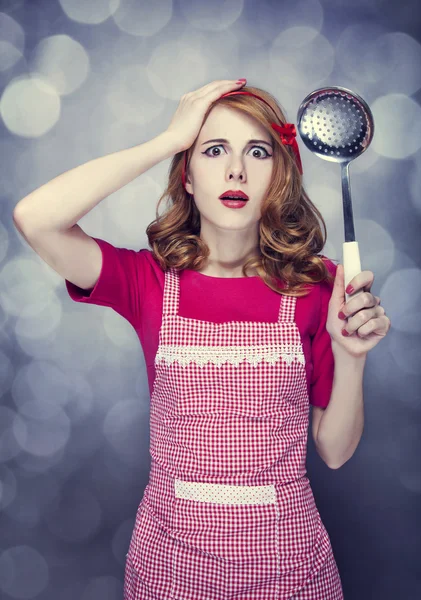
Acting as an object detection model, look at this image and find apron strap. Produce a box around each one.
[162,268,179,317]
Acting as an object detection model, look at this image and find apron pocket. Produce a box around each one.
[172,492,280,600]
[172,488,279,562]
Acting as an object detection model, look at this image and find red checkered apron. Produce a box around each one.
[124,268,344,599]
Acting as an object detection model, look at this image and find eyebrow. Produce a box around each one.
[201,138,273,149]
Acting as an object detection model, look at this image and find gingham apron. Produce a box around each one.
[124,268,344,600]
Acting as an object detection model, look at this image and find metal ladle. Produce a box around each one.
[297,86,374,303]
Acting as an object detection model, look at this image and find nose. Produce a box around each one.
[229,166,245,181]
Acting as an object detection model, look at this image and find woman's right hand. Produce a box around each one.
[165,79,247,153]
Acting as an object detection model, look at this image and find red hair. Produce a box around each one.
[146,85,336,297]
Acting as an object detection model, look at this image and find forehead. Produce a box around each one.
[199,105,268,140]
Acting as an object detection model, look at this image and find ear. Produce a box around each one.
[185,172,193,196]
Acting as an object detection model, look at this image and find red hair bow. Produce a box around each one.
[271,122,296,145]
[270,122,303,174]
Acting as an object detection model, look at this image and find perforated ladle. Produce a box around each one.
[296,86,374,303]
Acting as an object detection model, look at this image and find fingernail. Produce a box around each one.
[342,329,349,336]
[236,78,246,84]
[346,284,354,294]
[338,311,346,320]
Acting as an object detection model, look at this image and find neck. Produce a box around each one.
[198,220,260,278]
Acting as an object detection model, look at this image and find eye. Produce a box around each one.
[201,145,272,159]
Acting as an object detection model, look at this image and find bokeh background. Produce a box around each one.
[1,0,421,598]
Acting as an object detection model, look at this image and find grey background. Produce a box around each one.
[0,0,420,598]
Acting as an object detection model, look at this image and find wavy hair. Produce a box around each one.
[145,85,336,297]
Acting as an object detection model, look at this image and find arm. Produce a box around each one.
[13,131,181,232]
[12,131,182,291]
[314,342,366,469]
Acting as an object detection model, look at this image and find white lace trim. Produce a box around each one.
[155,344,305,367]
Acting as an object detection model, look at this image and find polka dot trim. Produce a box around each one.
[175,479,276,505]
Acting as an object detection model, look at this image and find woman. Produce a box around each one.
[13,78,390,599]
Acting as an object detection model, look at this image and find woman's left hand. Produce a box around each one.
[326,264,391,358]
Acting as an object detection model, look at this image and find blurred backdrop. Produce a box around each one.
[1,0,420,599]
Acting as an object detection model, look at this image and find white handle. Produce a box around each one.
[343,241,363,304]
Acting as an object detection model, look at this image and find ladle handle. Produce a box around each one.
[343,241,363,304]
[341,161,356,241]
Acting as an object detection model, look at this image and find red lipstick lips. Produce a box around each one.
[219,189,249,200]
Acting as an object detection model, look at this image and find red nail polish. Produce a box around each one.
[346,284,354,294]
[338,311,346,320]
[342,329,349,336]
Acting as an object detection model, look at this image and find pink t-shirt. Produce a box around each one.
[65,237,338,409]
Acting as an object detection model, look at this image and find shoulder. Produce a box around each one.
[315,256,338,313]
[93,242,165,284]
[137,247,160,266]
[318,255,339,292]
[319,254,339,277]
[136,248,166,284]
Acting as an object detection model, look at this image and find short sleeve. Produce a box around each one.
[309,259,338,409]
[65,237,143,329]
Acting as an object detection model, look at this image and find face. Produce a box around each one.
[185,105,274,232]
